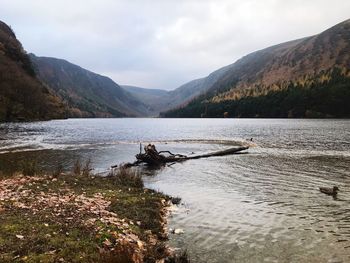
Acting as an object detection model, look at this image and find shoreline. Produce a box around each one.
[0,169,184,262]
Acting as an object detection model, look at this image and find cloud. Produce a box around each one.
[1,0,350,89]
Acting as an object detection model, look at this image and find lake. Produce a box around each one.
[1,118,350,262]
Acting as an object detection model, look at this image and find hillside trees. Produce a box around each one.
[162,68,350,118]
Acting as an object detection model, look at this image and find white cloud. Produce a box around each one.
[1,0,349,89]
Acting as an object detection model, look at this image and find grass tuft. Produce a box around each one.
[82,158,92,177]
[109,167,144,188]
[52,163,63,178]
[72,159,81,175]
[20,160,38,176]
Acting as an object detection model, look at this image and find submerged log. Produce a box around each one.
[114,144,249,168]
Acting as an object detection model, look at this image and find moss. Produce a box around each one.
[109,190,168,237]
[0,210,99,262]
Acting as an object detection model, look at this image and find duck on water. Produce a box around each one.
[319,186,339,196]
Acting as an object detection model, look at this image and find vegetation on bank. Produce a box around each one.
[161,68,350,118]
[0,161,188,262]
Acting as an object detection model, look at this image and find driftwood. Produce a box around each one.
[112,144,249,168]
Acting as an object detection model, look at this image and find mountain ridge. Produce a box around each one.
[2,18,349,120]
[30,54,154,118]
[162,18,350,118]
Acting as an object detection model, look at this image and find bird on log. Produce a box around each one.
[112,143,249,169]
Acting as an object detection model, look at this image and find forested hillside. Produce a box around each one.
[163,68,350,118]
[162,19,350,118]
[0,21,65,121]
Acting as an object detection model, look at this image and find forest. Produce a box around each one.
[162,68,350,118]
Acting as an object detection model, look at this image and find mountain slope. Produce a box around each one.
[30,55,152,117]
[162,19,350,118]
[160,74,219,110]
[0,21,65,121]
[122,85,167,116]
[157,65,233,113]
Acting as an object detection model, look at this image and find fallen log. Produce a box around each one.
[183,146,249,159]
[113,144,249,168]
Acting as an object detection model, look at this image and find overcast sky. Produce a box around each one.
[1,0,349,90]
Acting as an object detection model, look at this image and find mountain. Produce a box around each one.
[32,53,211,118]
[121,85,167,116]
[30,55,153,117]
[157,66,230,111]
[123,65,232,114]
[0,21,65,121]
[162,19,350,118]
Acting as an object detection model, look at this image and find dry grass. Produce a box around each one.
[72,159,81,175]
[108,166,144,188]
[20,160,39,176]
[52,164,63,178]
[82,158,92,176]
[72,158,92,176]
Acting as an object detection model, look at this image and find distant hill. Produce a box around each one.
[122,65,232,115]
[0,21,65,121]
[162,19,350,118]
[157,67,229,112]
[122,85,167,98]
[30,55,153,117]
[121,85,167,116]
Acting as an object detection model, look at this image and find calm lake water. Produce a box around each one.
[1,118,350,262]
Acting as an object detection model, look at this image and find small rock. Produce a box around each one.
[137,240,144,249]
[16,235,24,239]
[174,229,184,234]
[103,239,112,247]
[328,256,343,263]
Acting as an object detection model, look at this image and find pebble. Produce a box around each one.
[170,228,184,234]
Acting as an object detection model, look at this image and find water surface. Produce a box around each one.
[1,118,350,262]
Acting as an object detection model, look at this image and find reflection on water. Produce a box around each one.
[1,118,350,262]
